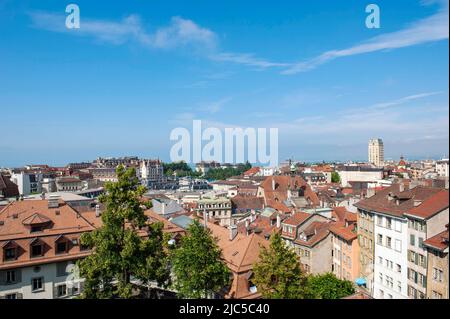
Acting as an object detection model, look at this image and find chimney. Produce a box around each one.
[245,219,249,228]
[272,178,276,191]
[399,183,405,193]
[48,195,60,208]
[95,204,101,217]
[203,210,208,227]
[251,210,256,222]
[276,214,281,228]
[229,225,238,241]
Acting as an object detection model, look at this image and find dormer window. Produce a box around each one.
[55,235,69,254]
[30,238,44,258]
[31,226,44,233]
[2,241,19,261]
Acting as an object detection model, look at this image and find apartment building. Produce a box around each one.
[356,208,375,294]
[423,226,449,299]
[196,197,232,227]
[403,190,449,299]
[330,220,360,282]
[368,138,384,167]
[281,212,333,274]
[0,197,96,299]
[355,184,449,299]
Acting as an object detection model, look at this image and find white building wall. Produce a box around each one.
[0,262,82,299]
[373,213,408,299]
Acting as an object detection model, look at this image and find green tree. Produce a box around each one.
[79,165,170,299]
[331,171,341,183]
[305,273,355,299]
[171,219,230,298]
[253,233,307,299]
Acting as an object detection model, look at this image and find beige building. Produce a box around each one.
[423,226,449,299]
[196,197,232,227]
[368,138,384,167]
[357,209,375,294]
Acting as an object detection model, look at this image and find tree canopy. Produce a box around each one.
[171,219,230,298]
[305,273,355,299]
[253,233,307,299]
[79,165,170,298]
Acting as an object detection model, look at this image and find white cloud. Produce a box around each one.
[282,0,449,74]
[28,0,449,74]
[28,12,216,50]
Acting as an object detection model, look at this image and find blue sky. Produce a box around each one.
[0,0,448,167]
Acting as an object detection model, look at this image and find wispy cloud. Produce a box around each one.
[28,0,449,74]
[28,12,216,50]
[282,0,449,74]
[199,97,232,114]
[209,52,289,69]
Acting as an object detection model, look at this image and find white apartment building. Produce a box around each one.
[356,184,448,299]
[368,138,384,167]
[373,213,408,299]
[435,159,449,177]
[336,166,384,187]
[10,172,43,196]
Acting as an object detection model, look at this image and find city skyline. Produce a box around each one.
[0,0,448,167]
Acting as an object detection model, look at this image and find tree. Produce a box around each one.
[331,171,341,183]
[305,273,355,299]
[171,219,230,298]
[253,233,307,299]
[79,165,170,298]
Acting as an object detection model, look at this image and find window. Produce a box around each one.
[379,273,383,283]
[6,270,17,284]
[4,247,16,261]
[395,239,402,252]
[396,264,402,273]
[418,237,424,249]
[5,293,18,299]
[377,216,383,226]
[386,218,392,229]
[433,268,443,282]
[419,254,426,268]
[397,281,402,292]
[378,257,383,265]
[379,290,384,298]
[56,242,67,254]
[31,226,43,233]
[410,234,415,246]
[31,277,44,292]
[57,284,67,297]
[31,244,43,257]
[377,234,383,245]
[386,237,392,248]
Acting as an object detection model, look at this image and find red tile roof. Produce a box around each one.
[355,184,442,217]
[406,189,449,219]
[423,228,449,251]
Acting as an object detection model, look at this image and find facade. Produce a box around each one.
[281,212,333,274]
[336,166,384,188]
[355,184,449,299]
[55,177,83,192]
[368,138,384,167]
[423,226,449,299]
[0,198,95,299]
[10,172,43,196]
[435,159,449,178]
[330,221,360,282]
[196,197,232,227]
[0,174,19,199]
[140,160,164,189]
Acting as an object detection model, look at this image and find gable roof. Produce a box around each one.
[423,228,449,252]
